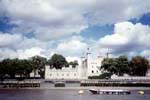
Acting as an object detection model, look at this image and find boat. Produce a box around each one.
[89,89,100,94]
[89,89,130,95]
[54,81,65,87]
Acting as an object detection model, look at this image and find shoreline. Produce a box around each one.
[0,87,150,90]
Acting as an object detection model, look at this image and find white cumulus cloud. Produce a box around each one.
[0,32,23,48]
[0,0,150,60]
[17,47,45,59]
[0,0,150,41]
[56,37,87,56]
[98,21,150,54]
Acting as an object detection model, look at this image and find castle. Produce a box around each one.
[44,50,150,80]
[45,52,104,80]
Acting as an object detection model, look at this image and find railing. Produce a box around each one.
[0,80,41,88]
[80,79,150,87]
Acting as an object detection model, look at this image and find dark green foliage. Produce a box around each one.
[0,61,7,81]
[129,56,150,76]
[69,60,78,68]
[48,54,67,69]
[101,55,149,76]
[0,54,67,79]
[30,56,47,78]
[88,72,112,79]
[99,72,112,79]
[116,56,129,76]
[101,58,118,75]
[0,58,33,79]
[15,59,33,77]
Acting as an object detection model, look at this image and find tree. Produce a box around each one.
[48,54,67,69]
[0,58,33,79]
[101,56,130,76]
[22,60,33,77]
[2,59,17,78]
[129,56,149,76]
[0,61,7,81]
[101,58,118,74]
[30,56,47,78]
[69,60,78,68]
[15,59,33,78]
[116,56,129,76]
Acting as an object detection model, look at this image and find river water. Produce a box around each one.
[0,89,149,100]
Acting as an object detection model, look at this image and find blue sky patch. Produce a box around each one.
[129,13,150,25]
[81,24,114,40]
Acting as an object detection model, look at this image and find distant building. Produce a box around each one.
[45,55,104,80]
[45,65,80,79]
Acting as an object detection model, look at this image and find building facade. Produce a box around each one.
[45,56,104,80]
[45,65,80,79]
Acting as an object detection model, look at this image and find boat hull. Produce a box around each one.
[89,89,99,94]
[89,89,130,95]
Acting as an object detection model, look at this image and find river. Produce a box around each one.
[0,89,149,100]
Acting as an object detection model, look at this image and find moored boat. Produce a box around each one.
[54,81,65,87]
[89,89,100,94]
[89,89,130,95]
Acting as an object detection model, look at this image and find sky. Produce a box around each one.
[0,0,150,61]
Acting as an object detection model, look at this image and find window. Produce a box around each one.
[74,73,76,76]
[92,70,94,73]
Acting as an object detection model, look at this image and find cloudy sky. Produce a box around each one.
[0,0,150,61]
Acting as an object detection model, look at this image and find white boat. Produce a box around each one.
[89,89,130,95]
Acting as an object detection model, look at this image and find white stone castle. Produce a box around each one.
[45,51,104,80]
[45,50,150,80]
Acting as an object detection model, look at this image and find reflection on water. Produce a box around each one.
[0,89,149,100]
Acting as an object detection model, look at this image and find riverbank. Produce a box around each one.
[39,87,150,90]
[1,79,150,90]
[1,86,150,90]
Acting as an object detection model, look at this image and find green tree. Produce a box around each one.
[0,61,7,81]
[48,54,67,69]
[116,55,129,76]
[2,59,17,78]
[30,56,47,78]
[101,56,130,76]
[101,58,117,74]
[15,59,33,78]
[0,58,33,79]
[69,60,78,68]
[129,56,149,76]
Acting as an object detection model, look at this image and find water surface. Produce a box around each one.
[0,89,149,100]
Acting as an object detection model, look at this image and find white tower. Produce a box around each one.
[79,48,91,79]
[79,56,87,79]
[86,48,104,77]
